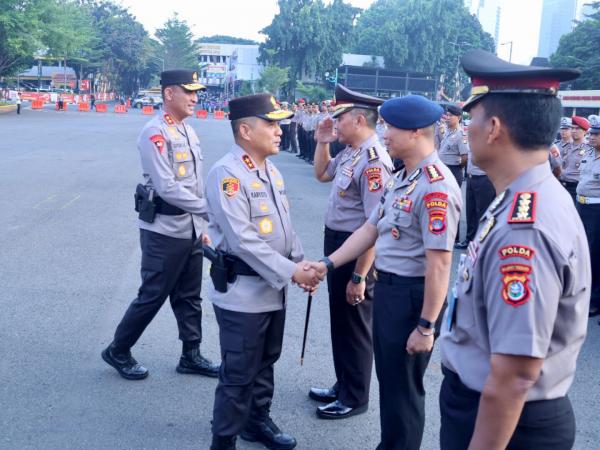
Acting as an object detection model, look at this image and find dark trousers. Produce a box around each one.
[211,305,286,437]
[308,131,315,162]
[447,165,464,241]
[298,126,307,158]
[561,180,578,204]
[280,123,290,151]
[324,227,374,408]
[17,104,21,114]
[440,366,575,450]
[465,174,496,242]
[112,229,203,352]
[577,203,600,307]
[289,122,298,154]
[373,273,435,450]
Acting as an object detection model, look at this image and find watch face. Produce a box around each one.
[351,273,362,284]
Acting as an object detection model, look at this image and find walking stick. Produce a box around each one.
[300,294,313,365]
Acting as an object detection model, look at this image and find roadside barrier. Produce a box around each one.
[114,104,127,113]
[214,110,225,119]
[95,103,108,113]
[196,109,208,119]
[78,103,90,112]
[31,100,44,110]
[142,106,154,115]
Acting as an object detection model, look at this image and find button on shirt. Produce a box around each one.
[205,145,304,313]
[577,147,600,197]
[368,152,462,277]
[440,162,591,400]
[438,126,469,166]
[561,141,592,182]
[138,113,208,239]
[325,134,394,232]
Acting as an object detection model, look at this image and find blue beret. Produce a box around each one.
[380,95,443,130]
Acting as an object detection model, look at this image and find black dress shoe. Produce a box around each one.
[101,346,148,380]
[316,400,368,420]
[589,305,600,317]
[210,435,237,450]
[176,348,220,377]
[308,387,338,403]
[240,415,297,449]
[454,240,469,249]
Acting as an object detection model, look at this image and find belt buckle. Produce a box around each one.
[578,195,587,205]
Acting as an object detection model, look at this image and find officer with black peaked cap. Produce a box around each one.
[439,49,589,450]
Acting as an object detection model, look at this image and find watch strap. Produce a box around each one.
[418,317,434,329]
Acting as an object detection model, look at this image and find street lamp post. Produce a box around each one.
[500,41,513,62]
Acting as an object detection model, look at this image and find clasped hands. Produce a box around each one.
[291,260,328,293]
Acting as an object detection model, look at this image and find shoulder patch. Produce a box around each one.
[364,167,383,192]
[424,192,448,209]
[367,147,379,162]
[221,177,240,198]
[508,192,536,224]
[500,263,532,307]
[424,164,444,183]
[163,114,175,125]
[499,245,535,260]
[242,154,256,170]
[149,134,166,153]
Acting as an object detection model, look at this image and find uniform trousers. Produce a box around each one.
[577,203,600,307]
[112,229,203,353]
[308,131,316,162]
[289,122,298,154]
[280,123,290,151]
[324,227,374,408]
[373,271,435,450]
[465,174,496,242]
[561,180,578,204]
[440,366,575,450]
[447,165,464,241]
[298,126,307,159]
[211,305,286,437]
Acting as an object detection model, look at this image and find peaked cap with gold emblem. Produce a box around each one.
[332,83,384,118]
[460,49,580,111]
[160,69,206,91]
[228,93,294,121]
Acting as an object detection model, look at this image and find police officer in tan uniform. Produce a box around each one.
[438,104,468,185]
[561,116,593,202]
[205,93,319,450]
[577,122,600,318]
[102,70,219,380]
[440,49,591,450]
[310,84,393,420]
[308,94,461,449]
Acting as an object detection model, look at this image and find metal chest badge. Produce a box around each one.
[403,180,418,196]
[478,216,496,242]
[488,190,506,214]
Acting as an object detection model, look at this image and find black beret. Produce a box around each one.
[229,93,294,121]
[160,69,205,91]
[380,95,443,129]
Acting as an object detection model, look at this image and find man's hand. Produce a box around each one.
[345,280,366,306]
[303,260,328,280]
[202,234,212,246]
[292,261,321,290]
[406,328,434,355]
[315,116,337,143]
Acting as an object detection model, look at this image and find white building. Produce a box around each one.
[465,0,502,44]
[197,43,262,89]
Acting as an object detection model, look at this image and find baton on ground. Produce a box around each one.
[300,293,313,366]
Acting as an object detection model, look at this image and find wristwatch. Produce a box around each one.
[320,256,335,272]
[418,317,435,329]
[351,272,365,284]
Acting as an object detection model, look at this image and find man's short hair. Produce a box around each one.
[479,94,561,149]
[231,117,257,139]
[350,108,378,129]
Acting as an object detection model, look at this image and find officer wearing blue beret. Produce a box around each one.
[307,94,461,449]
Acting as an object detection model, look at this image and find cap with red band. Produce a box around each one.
[460,49,580,111]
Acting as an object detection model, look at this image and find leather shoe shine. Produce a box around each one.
[101,345,148,380]
[308,386,338,403]
[316,400,368,420]
[176,348,220,378]
[241,416,297,450]
[589,304,600,318]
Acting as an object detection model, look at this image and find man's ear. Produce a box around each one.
[487,115,503,145]
[163,87,174,102]
[238,120,253,142]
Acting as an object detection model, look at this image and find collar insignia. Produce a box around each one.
[164,114,174,125]
[242,154,256,171]
[478,216,496,242]
[488,190,506,214]
[407,168,422,183]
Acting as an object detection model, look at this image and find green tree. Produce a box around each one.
[295,81,331,102]
[258,65,289,96]
[197,35,258,45]
[550,2,600,90]
[155,14,198,70]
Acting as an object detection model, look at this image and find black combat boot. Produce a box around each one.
[176,344,220,378]
[240,409,297,450]
[101,345,148,380]
[210,434,237,450]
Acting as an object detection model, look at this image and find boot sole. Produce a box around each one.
[175,365,219,378]
[101,349,148,380]
[240,432,297,450]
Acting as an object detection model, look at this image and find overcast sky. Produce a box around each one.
[116,0,541,65]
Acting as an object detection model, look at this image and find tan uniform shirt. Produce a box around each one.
[576,147,600,198]
[441,163,591,400]
[438,126,469,166]
[561,141,593,183]
[368,151,461,276]
[325,134,394,232]
[205,145,304,313]
[138,113,208,239]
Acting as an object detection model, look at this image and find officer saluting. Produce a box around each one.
[308,94,461,449]
[102,70,219,380]
[310,84,393,420]
[205,93,319,450]
[440,50,591,450]
[577,122,600,318]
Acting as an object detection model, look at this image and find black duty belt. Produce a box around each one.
[226,254,260,277]
[561,181,578,188]
[324,226,353,239]
[155,196,186,216]
[374,269,425,285]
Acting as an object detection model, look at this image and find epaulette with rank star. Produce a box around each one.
[164,113,175,126]
[242,154,256,170]
[424,164,444,183]
[367,147,379,162]
[508,192,536,224]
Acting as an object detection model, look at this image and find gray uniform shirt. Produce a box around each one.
[138,113,208,239]
[466,150,486,176]
[438,126,468,166]
[325,134,394,232]
[440,162,590,400]
[576,147,600,197]
[368,151,461,276]
[205,145,304,313]
[561,141,592,183]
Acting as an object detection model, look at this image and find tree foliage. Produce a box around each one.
[155,14,198,71]
[197,35,257,45]
[550,2,600,90]
[295,81,331,102]
[258,65,289,96]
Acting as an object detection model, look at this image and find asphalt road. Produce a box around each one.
[1,106,599,450]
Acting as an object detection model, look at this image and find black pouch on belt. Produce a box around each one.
[135,183,157,223]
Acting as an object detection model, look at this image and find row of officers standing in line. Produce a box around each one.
[101,48,598,450]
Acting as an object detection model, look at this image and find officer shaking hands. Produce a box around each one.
[205,93,319,450]
[308,94,461,450]
[102,70,219,380]
[439,50,591,450]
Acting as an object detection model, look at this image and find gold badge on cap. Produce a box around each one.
[192,71,198,82]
